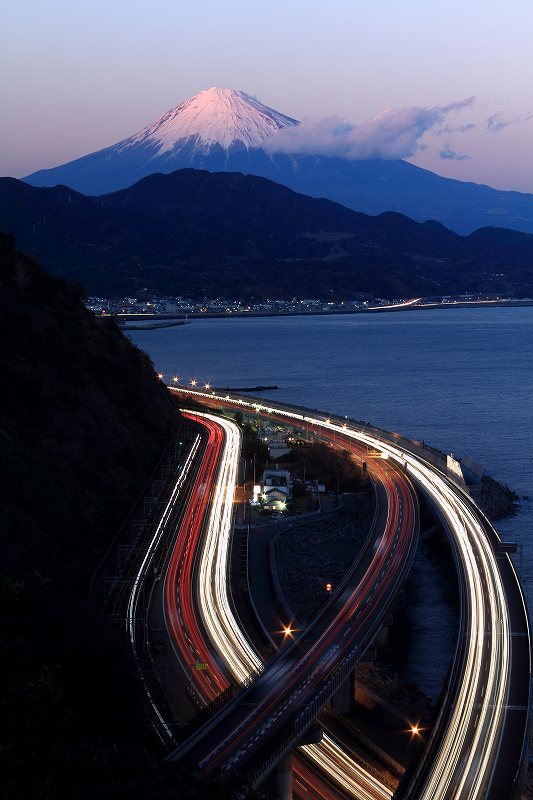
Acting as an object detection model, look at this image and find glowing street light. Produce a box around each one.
[157,372,164,380]
[283,625,293,638]
[190,379,197,387]
[325,582,333,593]
[172,376,179,383]
[204,383,211,390]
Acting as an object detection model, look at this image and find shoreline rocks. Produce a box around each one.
[476,474,520,520]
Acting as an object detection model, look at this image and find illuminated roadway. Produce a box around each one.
[162,412,229,700]
[159,411,395,799]
[125,432,202,741]
[168,387,531,800]
[168,406,419,787]
[191,412,396,799]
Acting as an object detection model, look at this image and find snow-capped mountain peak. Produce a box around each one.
[122,87,299,155]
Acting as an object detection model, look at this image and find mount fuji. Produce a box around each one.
[23,87,533,235]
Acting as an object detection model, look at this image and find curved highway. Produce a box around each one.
[124,431,203,742]
[168,387,531,800]
[163,412,229,700]
[160,411,395,799]
[169,413,419,785]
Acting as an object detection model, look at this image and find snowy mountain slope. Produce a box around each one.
[119,87,298,154]
[23,87,533,235]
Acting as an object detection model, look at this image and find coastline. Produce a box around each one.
[116,298,533,324]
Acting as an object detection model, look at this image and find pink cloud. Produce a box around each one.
[266,97,474,160]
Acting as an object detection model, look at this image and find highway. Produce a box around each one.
[156,411,394,798]
[124,431,203,742]
[163,412,230,700]
[169,411,419,784]
[168,387,531,799]
[191,413,398,799]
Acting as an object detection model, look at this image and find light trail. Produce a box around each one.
[170,386,523,799]
[126,433,202,741]
[301,735,393,800]
[367,297,421,310]
[122,409,394,796]
[184,411,394,799]
[193,412,262,682]
[163,414,228,700]
[187,450,415,778]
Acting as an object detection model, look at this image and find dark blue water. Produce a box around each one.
[129,307,533,698]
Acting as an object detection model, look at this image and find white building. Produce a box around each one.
[261,467,293,512]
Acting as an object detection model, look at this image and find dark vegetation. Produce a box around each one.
[234,411,269,468]
[1,169,533,299]
[275,494,375,623]
[278,441,369,495]
[0,232,190,798]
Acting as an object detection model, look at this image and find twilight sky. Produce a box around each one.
[1,0,532,192]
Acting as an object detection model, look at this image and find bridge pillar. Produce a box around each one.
[375,624,389,646]
[361,643,377,662]
[330,669,355,714]
[375,614,394,648]
[268,753,292,800]
[298,724,323,745]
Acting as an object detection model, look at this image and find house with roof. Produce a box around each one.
[261,467,293,512]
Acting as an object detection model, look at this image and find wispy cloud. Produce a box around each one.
[485,111,533,133]
[266,97,474,160]
[435,122,476,135]
[439,146,471,161]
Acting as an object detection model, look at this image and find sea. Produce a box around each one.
[129,306,533,700]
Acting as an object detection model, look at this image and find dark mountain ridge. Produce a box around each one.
[2,169,533,299]
[24,147,533,236]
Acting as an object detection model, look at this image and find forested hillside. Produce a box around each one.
[0,232,181,798]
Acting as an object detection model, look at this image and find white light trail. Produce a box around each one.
[193,412,262,681]
[302,734,393,800]
[126,434,201,741]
